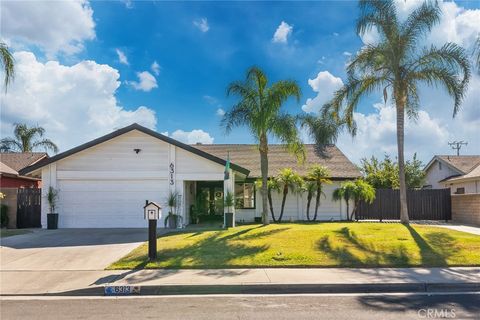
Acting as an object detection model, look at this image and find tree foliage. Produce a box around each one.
[1,123,59,153]
[306,165,331,221]
[333,179,375,220]
[0,42,14,90]
[276,168,303,222]
[360,153,425,189]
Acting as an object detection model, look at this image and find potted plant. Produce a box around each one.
[164,191,182,229]
[224,190,234,228]
[46,186,59,229]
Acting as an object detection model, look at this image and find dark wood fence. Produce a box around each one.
[356,188,451,221]
[17,188,42,228]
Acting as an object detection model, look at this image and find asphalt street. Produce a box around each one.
[1,293,479,320]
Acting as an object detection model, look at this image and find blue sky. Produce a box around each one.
[1,0,479,163]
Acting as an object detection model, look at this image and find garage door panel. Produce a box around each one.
[57,179,169,228]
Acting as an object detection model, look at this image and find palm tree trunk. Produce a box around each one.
[268,190,276,222]
[396,96,409,224]
[306,192,312,221]
[345,199,350,221]
[313,181,320,221]
[259,135,270,225]
[279,187,288,222]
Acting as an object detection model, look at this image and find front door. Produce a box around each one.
[196,181,223,221]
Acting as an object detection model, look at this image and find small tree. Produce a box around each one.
[224,190,234,213]
[276,168,303,222]
[165,190,182,228]
[306,165,331,221]
[47,186,59,213]
[333,180,375,221]
[255,178,280,222]
[302,181,316,221]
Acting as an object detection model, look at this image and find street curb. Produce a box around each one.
[1,282,479,297]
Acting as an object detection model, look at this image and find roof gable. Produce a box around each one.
[0,152,47,172]
[19,124,250,176]
[424,155,480,175]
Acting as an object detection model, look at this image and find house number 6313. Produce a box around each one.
[169,163,175,185]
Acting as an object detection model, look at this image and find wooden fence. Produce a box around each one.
[356,188,451,221]
[17,188,42,228]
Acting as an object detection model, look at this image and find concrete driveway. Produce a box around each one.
[0,229,148,271]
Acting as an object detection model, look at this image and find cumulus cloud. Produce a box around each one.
[167,129,214,144]
[151,61,160,76]
[216,108,225,117]
[343,51,352,56]
[272,21,293,44]
[127,71,158,92]
[116,49,129,65]
[0,51,157,152]
[302,71,344,113]
[193,18,209,33]
[1,0,95,57]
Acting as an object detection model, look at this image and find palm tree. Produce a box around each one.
[302,180,316,221]
[300,111,346,156]
[324,0,470,224]
[306,165,331,221]
[222,66,304,225]
[255,177,281,222]
[474,35,480,72]
[333,180,375,221]
[1,123,59,153]
[0,42,15,90]
[276,168,303,222]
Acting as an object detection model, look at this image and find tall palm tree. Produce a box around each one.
[306,165,331,221]
[0,42,15,90]
[474,35,480,72]
[324,0,470,224]
[1,123,59,153]
[300,111,346,156]
[276,168,303,222]
[222,66,304,225]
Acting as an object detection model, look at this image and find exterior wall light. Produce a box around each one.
[134,148,141,154]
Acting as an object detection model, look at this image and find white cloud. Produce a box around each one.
[343,51,352,56]
[168,129,214,144]
[1,0,95,57]
[0,51,157,152]
[302,71,344,113]
[193,18,209,33]
[203,95,218,105]
[127,71,158,92]
[333,32,339,36]
[216,108,225,117]
[151,61,160,76]
[272,21,293,44]
[116,49,129,65]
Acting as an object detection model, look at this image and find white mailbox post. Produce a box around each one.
[144,200,162,260]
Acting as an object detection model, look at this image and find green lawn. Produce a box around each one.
[109,223,480,269]
[0,229,32,238]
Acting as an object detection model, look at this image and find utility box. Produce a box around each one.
[144,201,162,220]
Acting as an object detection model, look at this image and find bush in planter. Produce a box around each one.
[164,190,182,228]
[46,186,59,229]
[224,191,235,228]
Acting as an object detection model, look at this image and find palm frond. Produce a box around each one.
[31,138,59,153]
[0,42,15,90]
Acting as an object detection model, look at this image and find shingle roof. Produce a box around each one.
[0,161,18,175]
[445,163,480,183]
[0,152,47,172]
[437,155,480,174]
[191,144,361,179]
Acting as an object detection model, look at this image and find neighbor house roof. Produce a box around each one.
[444,163,480,183]
[424,155,480,175]
[0,161,41,181]
[0,152,48,172]
[19,123,250,176]
[191,144,361,179]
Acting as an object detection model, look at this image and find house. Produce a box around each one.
[0,152,47,188]
[20,123,360,228]
[423,155,480,193]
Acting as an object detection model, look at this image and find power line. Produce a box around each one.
[448,141,468,156]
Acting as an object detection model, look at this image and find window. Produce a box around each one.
[455,187,465,194]
[235,182,255,209]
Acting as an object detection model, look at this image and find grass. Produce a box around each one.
[108,223,480,269]
[0,229,32,238]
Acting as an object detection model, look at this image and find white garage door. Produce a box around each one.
[57,179,169,228]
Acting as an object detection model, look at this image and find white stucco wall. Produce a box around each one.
[424,160,461,189]
[444,179,480,194]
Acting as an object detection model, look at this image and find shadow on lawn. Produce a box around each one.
[317,227,410,267]
[125,225,291,269]
[317,225,459,267]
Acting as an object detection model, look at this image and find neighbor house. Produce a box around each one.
[20,123,360,228]
[0,152,47,188]
[423,155,480,194]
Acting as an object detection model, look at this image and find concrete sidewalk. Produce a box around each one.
[1,267,479,296]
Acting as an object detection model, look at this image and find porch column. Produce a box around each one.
[223,169,235,227]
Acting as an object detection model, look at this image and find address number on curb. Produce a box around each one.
[104,285,141,295]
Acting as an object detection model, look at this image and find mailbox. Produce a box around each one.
[144,201,162,220]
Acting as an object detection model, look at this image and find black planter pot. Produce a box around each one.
[224,212,234,228]
[47,213,58,229]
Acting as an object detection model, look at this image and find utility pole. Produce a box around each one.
[448,141,468,156]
